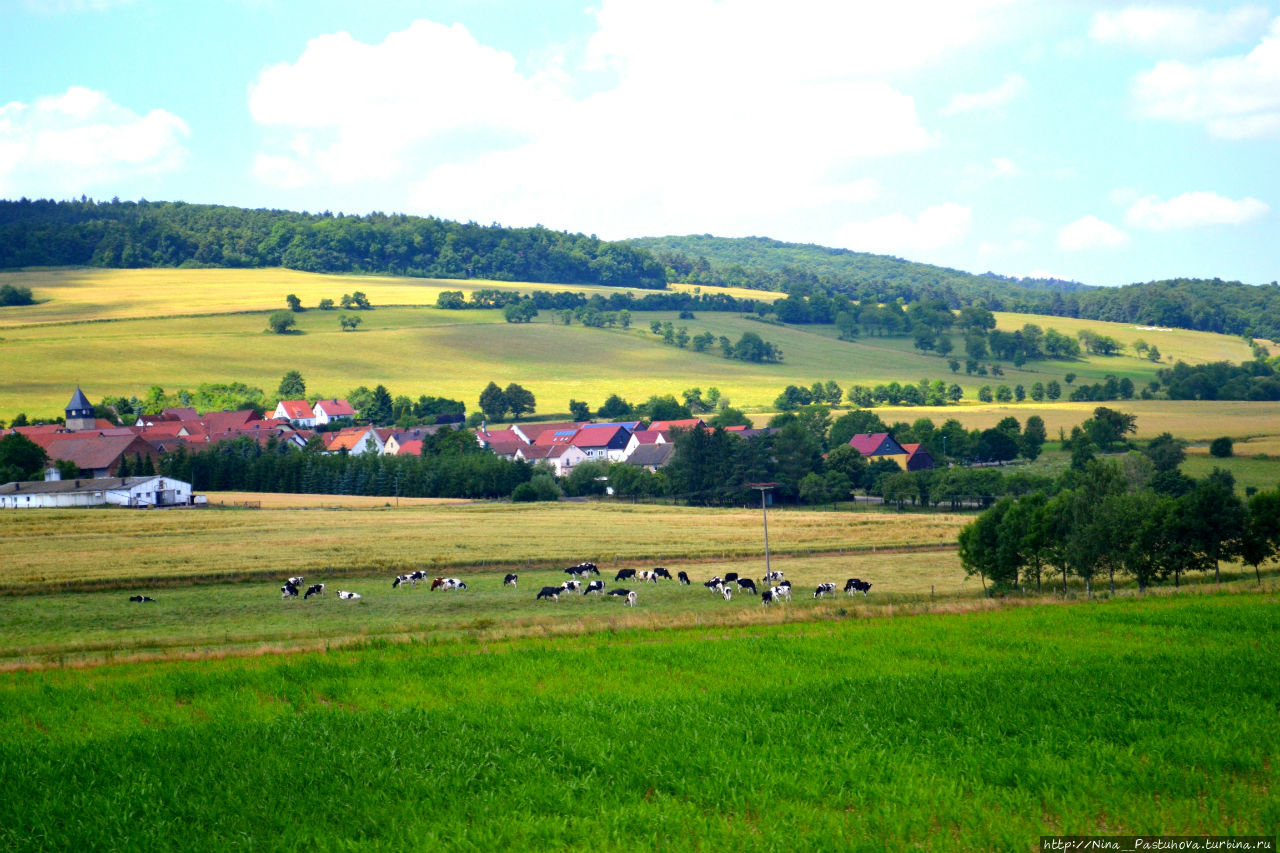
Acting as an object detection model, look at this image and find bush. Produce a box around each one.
[511,475,562,502]
[267,311,296,334]
[1209,436,1234,458]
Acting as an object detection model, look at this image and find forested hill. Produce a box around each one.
[626,234,1280,340]
[0,198,667,289]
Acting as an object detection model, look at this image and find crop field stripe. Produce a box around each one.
[0,591,1275,850]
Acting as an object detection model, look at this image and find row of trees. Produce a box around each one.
[646,323,782,363]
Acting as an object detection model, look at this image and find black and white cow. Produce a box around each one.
[128,594,155,603]
[813,582,836,599]
[677,571,691,585]
[337,590,362,600]
[584,580,605,595]
[562,580,582,593]
[393,574,412,589]
[504,573,519,587]
[607,588,632,598]
[281,582,300,599]
[718,585,733,601]
[652,567,672,580]
[844,578,873,596]
[287,576,305,587]
[763,570,784,583]
[636,570,660,583]
[615,568,637,582]
[724,572,739,583]
[761,589,775,606]
[770,584,791,602]
[625,590,638,607]
[537,586,561,601]
[736,578,758,594]
[304,583,325,599]
[703,576,724,590]
[438,578,468,590]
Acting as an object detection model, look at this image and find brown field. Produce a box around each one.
[0,501,968,593]
[204,491,470,509]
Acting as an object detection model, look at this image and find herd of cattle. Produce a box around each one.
[276,562,872,608]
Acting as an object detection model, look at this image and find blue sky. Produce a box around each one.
[2,0,1277,287]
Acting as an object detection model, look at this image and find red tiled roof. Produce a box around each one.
[313,398,356,417]
[45,434,154,471]
[520,422,582,444]
[571,424,624,447]
[203,410,260,433]
[277,400,315,420]
[848,433,905,456]
[395,439,423,456]
[628,429,665,444]
[647,418,704,432]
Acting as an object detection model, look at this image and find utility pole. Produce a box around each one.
[750,483,778,579]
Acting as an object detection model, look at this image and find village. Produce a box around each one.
[0,387,936,508]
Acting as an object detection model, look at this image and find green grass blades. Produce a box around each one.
[0,591,1276,850]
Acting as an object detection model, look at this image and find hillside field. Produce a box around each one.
[0,268,1265,422]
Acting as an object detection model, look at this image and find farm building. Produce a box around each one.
[0,475,195,509]
[847,433,911,469]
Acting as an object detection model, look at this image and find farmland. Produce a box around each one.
[0,589,1275,850]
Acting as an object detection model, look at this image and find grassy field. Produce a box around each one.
[0,267,1264,420]
[0,501,967,593]
[1,589,1275,850]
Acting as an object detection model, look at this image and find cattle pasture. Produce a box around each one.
[0,591,1274,850]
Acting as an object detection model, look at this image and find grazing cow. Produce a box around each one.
[778,580,792,592]
[703,576,724,590]
[393,574,412,589]
[814,582,836,599]
[504,573,519,587]
[562,580,582,593]
[724,572,739,583]
[636,570,659,583]
[763,570,784,583]
[677,571,691,585]
[287,576,305,587]
[607,588,632,597]
[625,591,638,607]
[281,582,299,599]
[770,585,791,602]
[407,570,427,586]
[652,567,672,580]
[719,585,733,601]
[537,586,561,601]
[128,594,155,603]
[615,568,637,582]
[584,580,605,595]
[736,578,758,594]
[337,590,362,600]
[761,589,775,606]
[430,577,446,590]
[305,583,325,599]
[844,578,873,596]
[439,578,468,590]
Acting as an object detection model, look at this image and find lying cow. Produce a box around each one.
[615,568,637,582]
[536,586,562,601]
[814,582,836,599]
[504,573,519,587]
[337,590,362,600]
[607,588,632,598]
[584,580,605,595]
[304,583,325,599]
[128,594,155,603]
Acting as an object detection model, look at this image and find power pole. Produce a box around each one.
[750,483,778,579]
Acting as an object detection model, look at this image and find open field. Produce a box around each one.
[1,590,1275,849]
[0,501,967,593]
[204,491,469,509]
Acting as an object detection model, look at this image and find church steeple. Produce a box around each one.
[65,386,95,431]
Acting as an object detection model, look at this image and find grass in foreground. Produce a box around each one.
[0,590,1275,850]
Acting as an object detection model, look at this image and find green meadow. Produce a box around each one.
[1,591,1275,851]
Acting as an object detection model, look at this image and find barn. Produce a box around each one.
[0,476,196,509]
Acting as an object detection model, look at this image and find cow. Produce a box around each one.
[677,571,691,585]
[430,577,446,590]
[636,570,659,583]
[625,591,638,607]
[703,576,724,590]
[562,580,582,593]
[763,570,784,583]
[128,594,155,603]
[281,582,299,599]
[652,567,672,580]
[814,582,837,599]
[607,588,632,598]
[844,578,873,596]
[439,578,468,590]
[736,578,758,594]
[770,585,791,602]
[337,590,362,600]
[537,586,561,601]
[584,580,605,595]
[761,589,775,606]
[719,585,733,601]
[408,570,427,585]
[305,583,325,599]
[287,576,305,587]
[393,574,412,589]
[504,573,519,587]
[615,568,637,582]
[724,572,739,583]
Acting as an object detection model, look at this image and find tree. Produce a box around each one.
[339,314,362,331]
[1209,436,1233,458]
[978,385,994,403]
[597,394,632,420]
[1242,488,1280,585]
[512,474,562,502]
[0,432,48,482]
[1021,416,1047,461]
[1046,380,1062,401]
[1144,433,1187,473]
[478,382,507,421]
[366,385,394,426]
[504,383,536,418]
[277,370,306,399]
[286,293,303,312]
[267,311,296,334]
[503,299,538,323]
[1030,382,1045,402]
[709,407,752,428]
[829,410,887,448]
[569,399,591,421]
[318,298,335,310]
[1083,407,1138,452]
[959,498,1017,592]
[1179,469,1246,584]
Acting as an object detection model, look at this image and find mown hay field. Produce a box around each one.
[204,491,469,509]
[0,501,967,592]
[1,591,1275,849]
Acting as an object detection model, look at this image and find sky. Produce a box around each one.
[1,0,1278,287]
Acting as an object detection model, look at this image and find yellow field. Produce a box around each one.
[992,310,1257,366]
[204,492,470,509]
[0,501,967,592]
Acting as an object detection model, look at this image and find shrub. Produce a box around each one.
[511,475,562,502]
[267,311,296,334]
[1209,436,1233,458]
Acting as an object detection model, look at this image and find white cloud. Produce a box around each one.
[1131,16,1280,138]
[1058,216,1129,250]
[1090,5,1269,55]
[942,74,1029,115]
[0,86,188,196]
[833,203,972,254]
[250,3,1019,235]
[1126,191,1269,229]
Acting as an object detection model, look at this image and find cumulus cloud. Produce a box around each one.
[0,86,189,196]
[942,74,1029,115]
[833,203,972,254]
[1125,191,1269,230]
[1090,5,1269,55]
[1131,16,1280,138]
[1057,216,1129,250]
[249,2,1018,235]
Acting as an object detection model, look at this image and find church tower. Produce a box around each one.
[65,386,96,432]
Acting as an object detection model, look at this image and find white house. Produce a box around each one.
[312,398,356,426]
[273,400,316,428]
[0,476,195,509]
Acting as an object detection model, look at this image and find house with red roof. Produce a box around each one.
[624,429,667,458]
[847,433,910,469]
[516,443,587,477]
[323,425,384,455]
[900,443,936,471]
[273,400,316,428]
[570,424,632,462]
[647,418,704,433]
[313,398,356,426]
[43,432,160,479]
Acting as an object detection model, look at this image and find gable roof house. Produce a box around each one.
[273,400,316,428]
[624,429,667,458]
[312,398,356,426]
[847,433,910,469]
[570,424,633,462]
[323,425,385,455]
[1,475,194,509]
[624,442,675,472]
[900,443,936,471]
[42,433,161,479]
[516,443,588,477]
[647,418,705,433]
